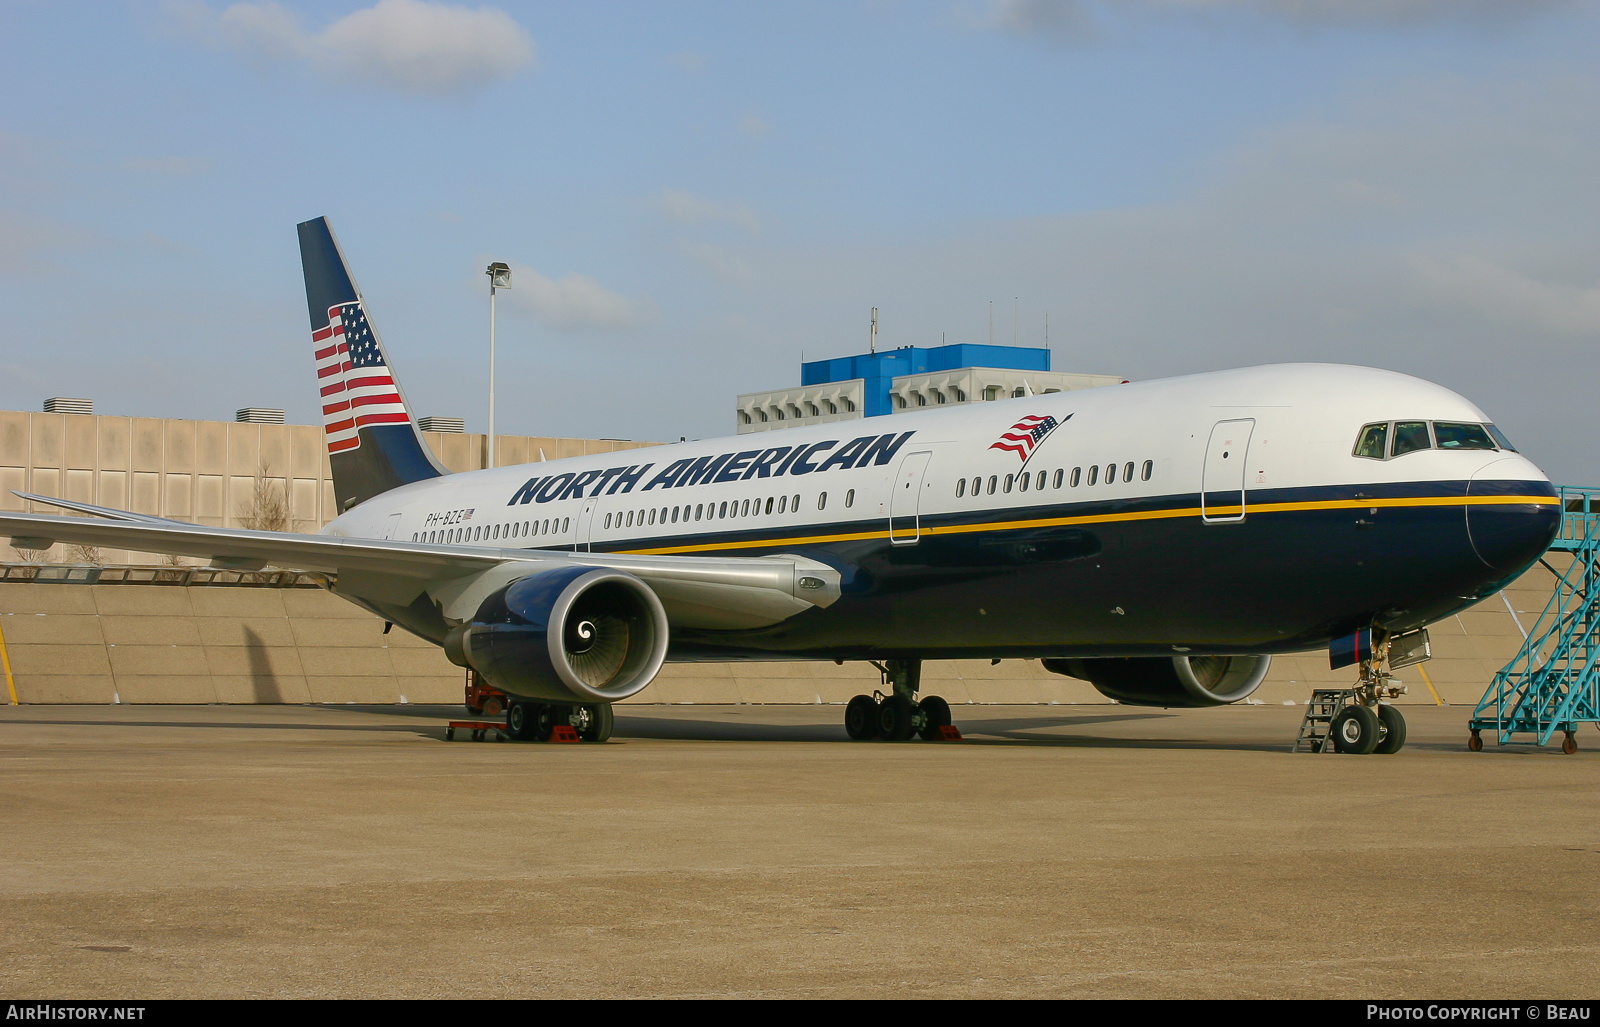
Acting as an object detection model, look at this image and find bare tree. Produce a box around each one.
[238,464,289,533]
[65,544,101,565]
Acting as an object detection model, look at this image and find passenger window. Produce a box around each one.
[1036,470,1047,491]
[1017,473,1028,492]
[766,497,775,514]
[1070,467,1081,487]
[792,494,800,511]
[956,479,966,498]
[562,518,569,533]
[719,501,728,518]
[1353,423,1389,460]
[1434,422,1496,451]
[971,477,981,497]
[1485,424,1517,452]
[1123,462,1134,483]
[603,514,611,530]
[1053,469,1063,489]
[1392,421,1431,457]
[779,495,788,514]
[1087,465,1098,486]
[1105,463,1116,484]
[1004,474,1014,493]
[987,475,997,495]
[845,489,855,508]
[696,503,704,521]
[818,492,827,510]
[742,498,751,516]
[672,507,680,523]
[1141,459,1152,481]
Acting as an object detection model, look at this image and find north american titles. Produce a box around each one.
[505,431,916,506]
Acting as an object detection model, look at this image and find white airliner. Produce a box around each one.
[0,218,1560,753]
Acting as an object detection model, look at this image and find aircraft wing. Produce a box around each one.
[0,501,841,631]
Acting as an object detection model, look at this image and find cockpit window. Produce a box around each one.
[1484,423,1518,453]
[1353,419,1511,460]
[1391,421,1432,457]
[1354,423,1388,459]
[1434,422,1496,451]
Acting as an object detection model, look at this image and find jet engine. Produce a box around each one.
[445,566,669,704]
[1042,654,1270,708]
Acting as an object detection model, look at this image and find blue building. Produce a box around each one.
[737,343,1123,434]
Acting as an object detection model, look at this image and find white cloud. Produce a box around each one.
[681,242,754,285]
[1409,254,1600,337]
[502,264,652,331]
[659,188,762,235]
[166,0,535,95]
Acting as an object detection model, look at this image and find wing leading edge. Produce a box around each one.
[0,501,840,632]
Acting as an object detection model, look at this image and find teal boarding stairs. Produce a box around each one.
[1469,486,1600,754]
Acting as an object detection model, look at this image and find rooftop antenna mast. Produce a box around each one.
[870,307,878,355]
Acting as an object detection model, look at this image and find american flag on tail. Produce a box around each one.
[989,413,1066,466]
[314,301,410,455]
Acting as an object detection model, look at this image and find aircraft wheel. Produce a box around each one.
[877,695,916,741]
[1468,731,1483,752]
[845,694,879,740]
[1562,731,1578,755]
[575,703,613,743]
[506,702,544,742]
[1373,705,1407,754]
[1330,704,1380,755]
[917,695,952,740]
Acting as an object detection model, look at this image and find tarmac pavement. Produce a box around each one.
[0,702,1595,999]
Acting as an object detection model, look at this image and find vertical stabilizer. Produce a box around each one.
[297,217,444,512]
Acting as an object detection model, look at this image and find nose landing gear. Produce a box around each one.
[1296,630,1412,754]
[844,659,956,741]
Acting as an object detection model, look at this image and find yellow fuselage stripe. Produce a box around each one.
[617,494,1558,557]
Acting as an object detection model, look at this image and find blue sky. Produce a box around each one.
[2,0,1597,480]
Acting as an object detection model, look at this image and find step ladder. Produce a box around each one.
[1469,486,1600,753]
[1292,688,1355,753]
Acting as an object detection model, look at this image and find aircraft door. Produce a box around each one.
[574,498,597,552]
[1202,419,1254,523]
[889,451,932,544]
[382,512,402,539]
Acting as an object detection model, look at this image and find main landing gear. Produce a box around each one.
[505,701,613,743]
[844,659,955,741]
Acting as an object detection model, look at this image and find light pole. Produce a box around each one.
[485,262,510,469]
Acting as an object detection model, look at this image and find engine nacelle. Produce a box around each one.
[1042,654,1270,708]
[448,566,669,704]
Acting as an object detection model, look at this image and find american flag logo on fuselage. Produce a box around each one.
[989,413,1067,468]
[313,301,410,455]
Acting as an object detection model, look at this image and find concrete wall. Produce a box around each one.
[0,410,657,564]
[0,559,1558,706]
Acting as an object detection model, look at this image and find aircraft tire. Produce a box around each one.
[878,695,916,741]
[577,703,613,743]
[1373,705,1407,754]
[1331,704,1381,755]
[506,702,543,742]
[917,695,952,740]
[845,694,879,740]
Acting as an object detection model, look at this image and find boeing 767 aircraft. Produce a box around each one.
[0,218,1561,752]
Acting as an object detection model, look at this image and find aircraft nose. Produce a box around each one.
[1464,459,1559,577]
